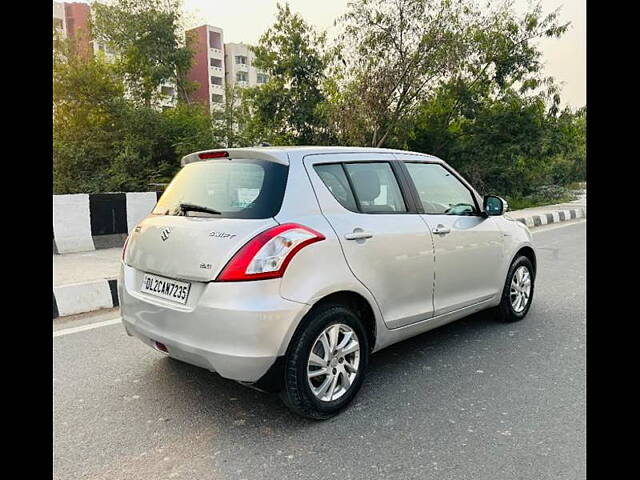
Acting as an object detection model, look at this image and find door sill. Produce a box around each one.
[387,297,496,330]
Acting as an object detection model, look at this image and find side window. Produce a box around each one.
[344,163,407,213]
[314,164,358,212]
[405,163,478,215]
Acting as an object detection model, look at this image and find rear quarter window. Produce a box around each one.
[314,164,358,212]
[153,159,288,219]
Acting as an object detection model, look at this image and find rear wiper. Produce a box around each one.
[178,202,221,216]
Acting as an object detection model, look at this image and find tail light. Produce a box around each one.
[216,223,325,281]
[121,235,129,263]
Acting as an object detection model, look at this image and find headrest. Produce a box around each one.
[351,170,380,202]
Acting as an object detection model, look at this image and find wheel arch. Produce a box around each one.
[298,290,377,354]
[254,290,378,394]
[514,245,537,275]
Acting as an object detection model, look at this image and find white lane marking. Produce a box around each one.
[53,318,122,337]
[531,218,585,234]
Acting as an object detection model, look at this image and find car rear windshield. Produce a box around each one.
[152,159,288,219]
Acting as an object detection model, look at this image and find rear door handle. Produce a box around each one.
[344,231,373,240]
[432,224,451,235]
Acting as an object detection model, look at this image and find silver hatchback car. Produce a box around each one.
[119,146,535,419]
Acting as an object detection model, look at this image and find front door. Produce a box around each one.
[304,153,435,329]
[400,159,504,316]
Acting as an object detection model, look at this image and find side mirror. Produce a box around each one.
[483,195,508,216]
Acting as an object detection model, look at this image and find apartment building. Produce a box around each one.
[53,2,67,37]
[53,1,117,59]
[53,1,92,58]
[53,1,176,109]
[224,42,269,89]
[53,3,268,113]
[184,27,270,112]
[184,25,226,111]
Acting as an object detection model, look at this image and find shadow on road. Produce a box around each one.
[147,307,506,430]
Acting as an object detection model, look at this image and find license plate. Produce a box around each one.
[141,273,191,305]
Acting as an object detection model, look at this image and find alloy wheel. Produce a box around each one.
[307,323,360,402]
[510,265,532,313]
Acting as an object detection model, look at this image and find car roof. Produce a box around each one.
[181,146,442,166]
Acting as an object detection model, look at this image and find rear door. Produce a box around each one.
[398,156,504,315]
[304,153,435,329]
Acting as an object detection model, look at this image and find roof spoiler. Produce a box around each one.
[180,148,289,166]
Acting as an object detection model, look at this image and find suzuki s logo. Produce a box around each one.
[160,228,171,242]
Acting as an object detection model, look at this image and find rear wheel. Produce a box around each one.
[495,255,535,322]
[281,304,369,420]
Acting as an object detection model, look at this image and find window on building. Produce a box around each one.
[257,73,268,84]
[236,71,248,82]
[210,76,223,86]
[211,94,224,103]
[161,86,175,97]
[235,55,248,65]
[54,18,64,31]
[210,58,222,68]
[209,31,222,49]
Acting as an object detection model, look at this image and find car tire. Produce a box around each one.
[495,255,535,322]
[280,303,369,420]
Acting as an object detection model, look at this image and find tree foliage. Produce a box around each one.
[329,0,568,148]
[243,3,332,144]
[91,0,194,106]
[54,0,585,206]
[53,36,215,193]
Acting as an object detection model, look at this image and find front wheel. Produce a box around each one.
[495,255,535,322]
[281,304,369,420]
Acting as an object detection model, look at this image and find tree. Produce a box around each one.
[211,85,259,147]
[330,0,569,148]
[53,38,126,193]
[244,2,332,145]
[91,0,194,107]
[104,102,217,191]
[544,106,586,185]
[54,27,217,193]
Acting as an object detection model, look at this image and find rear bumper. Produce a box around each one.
[119,264,310,383]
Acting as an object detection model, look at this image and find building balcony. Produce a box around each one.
[209,48,223,58]
[210,102,225,113]
[209,66,223,74]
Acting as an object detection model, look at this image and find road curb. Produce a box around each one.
[52,206,585,319]
[53,278,119,319]
[508,206,586,228]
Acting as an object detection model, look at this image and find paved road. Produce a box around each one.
[54,220,586,480]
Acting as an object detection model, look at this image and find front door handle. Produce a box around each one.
[344,231,373,240]
[432,224,451,235]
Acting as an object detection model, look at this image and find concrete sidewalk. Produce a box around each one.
[53,248,122,318]
[53,197,586,318]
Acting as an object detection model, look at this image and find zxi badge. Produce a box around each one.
[160,227,172,242]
